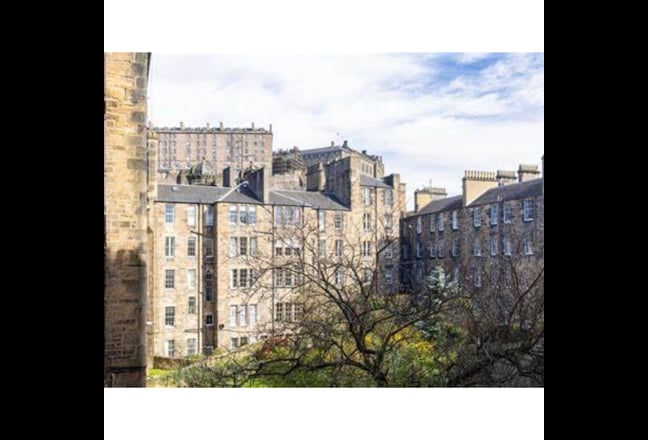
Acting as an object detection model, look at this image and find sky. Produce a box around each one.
[148,53,544,209]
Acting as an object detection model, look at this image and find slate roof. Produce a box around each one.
[415,195,463,216]
[269,190,348,211]
[157,184,348,211]
[300,146,347,156]
[359,174,391,188]
[471,178,543,206]
[157,184,261,204]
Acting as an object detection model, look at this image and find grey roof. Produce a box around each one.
[359,174,391,188]
[269,190,348,211]
[300,146,346,156]
[471,178,543,206]
[157,184,262,204]
[416,195,463,216]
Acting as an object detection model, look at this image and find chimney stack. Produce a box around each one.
[220,121,224,130]
[269,124,273,132]
[496,170,517,187]
[251,121,255,129]
[518,164,540,183]
[343,140,348,148]
[462,170,497,206]
[206,122,210,128]
[331,141,334,147]
[414,186,447,212]
[179,121,184,129]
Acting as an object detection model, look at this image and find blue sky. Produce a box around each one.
[148,53,543,209]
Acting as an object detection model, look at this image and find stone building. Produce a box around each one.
[104,52,151,387]
[148,147,406,356]
[151,122,273,185]
[401,158,544,295]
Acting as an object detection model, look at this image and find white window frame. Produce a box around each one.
[165,270,175,289]
[165,204,175,224]
[249,304,257,325]
[523,199,535,222]
[473,237,481,256]
[248,206,257,224]
[335,239,343,257]
[502,202,513,224]
[205,314,214,327]
[165,306,175,327]
[524,236,534,255]
[187,236,196,257]
[438,213,444,231]
[188,296,196,314]
[490,204,498,226]
[473,208,480,227]
[451,211,458,230]
[318,211,326,232]
[165,236,175,258]
[363,213,372,231]
[451,238,458,257]
[229,205,238,225]
[416,217,422,234]
[334,213,343,231]
[239,304,247,327]
[187,338,196,356]
[166,340,175,358]
[490,235,498,256]
[429,239,436,257]
[187,269,196,289]
[187,205,196,226]
[205,205,214,226]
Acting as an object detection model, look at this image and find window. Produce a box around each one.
[473,237,481,256]
[335,267,344,286]
[187,236,196,257]
[335,239,343,257]
[490,204,498,226]
[438,213,444,231]
[503,237,512,256]
[319,239,327,257]
[385,267,394,285]
[230,338,240,349]
[200,237,212,258]
[285,270,293,287]
[240,269,248,287]
[188,297,196,314]
[187,269,196,288]
[429,238,436,257]
[275,270,283,287]
[524,235,534,255]
[416,240,423,258]
[229,237,237,257]
[240,336,249,346]
[417,263,423,282]
[275,302,284,321]
[165,204,175,224]
[165,306,175,327]
[416,217,422,234]
[239,304,247,326]
[437,237,445,258]
[502,202,513,223]
[318,211,326,231]
[165,270,175,289]
[363,267,372,283]
[285,303,293,322]
[473,208,480,227]
[334,213,343,230]
[165,237,175,257]
[187,205,196,226]
[275,240,283,256]
[249,304,257,325]
[293,304,303,321]
[229,305,238,326]
[187,338,196,356]
[384,214,393,230]
[472,268,481,287]
[239,237,248,256]
[523,199,535,221]
[490,235,498,256]
[250,237,257,256]
[205,272,214,301]
[362,187,372,205]
[363,213,372,231]
[384,189,393,206]
[384,242,393,259]
[248,206,257,224]
[205,205,214,226]
[429,214,435,232]
[451,211,458,230]
[229,205,237,224]
[205,314,214,326]
[363,241,372,257]
[451,238,458,257]
[231,269,238,288]
[166,340,175,358]
[239,205,248,224]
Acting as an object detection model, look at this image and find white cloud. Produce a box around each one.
[148,53,544,210]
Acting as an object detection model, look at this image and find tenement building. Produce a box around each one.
[401,158,544,297]
[148,141,406,357]
[151,122,273,185]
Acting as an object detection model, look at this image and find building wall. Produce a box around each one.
[153,125,273,183]
[104,52,150,387]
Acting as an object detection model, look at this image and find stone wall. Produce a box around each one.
[104,52,150,387]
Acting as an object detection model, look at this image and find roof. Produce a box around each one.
[416,195,463,216]
[471,178,543,206]
[269,190,348,211]
[157,184,348,210]
[359,174,391,188]
[300,146,347,156]
[157,184,261,204]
